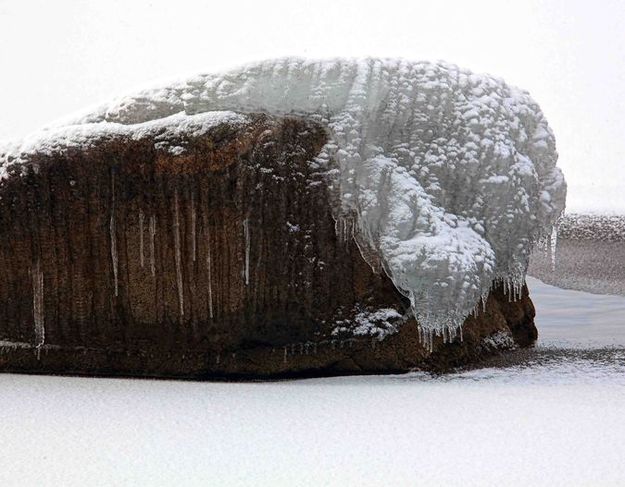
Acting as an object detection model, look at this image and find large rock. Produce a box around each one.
[0,112,536,378]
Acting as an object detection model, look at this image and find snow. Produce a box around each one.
[2,58,566,344]
[479,329,515,352]
[0,372,623,487]
[1,279,624,486]
[0,110,247,178]
[332,308,404,340]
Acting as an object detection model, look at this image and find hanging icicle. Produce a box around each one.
[32,257,45,351]
[149,215,156,277]
[243,217,250,286]
[206,226,214,319]
[174,190,184,319]
[191,192,197,262]
[110,168,119,297]
[139,209,145,268]
[550,224,559,272]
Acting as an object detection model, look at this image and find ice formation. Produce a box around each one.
[139,210,145,268]
[3,58,567,343]
[31,257,45,350]
[173,190,184,320]
[149,215,157,277]
[205,226,214,320]
[243,218,250,286]
[109,169,119,297]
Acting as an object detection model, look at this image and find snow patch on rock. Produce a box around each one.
[332,308,404,341]
[480,330,516,353]
[0,111,246,178]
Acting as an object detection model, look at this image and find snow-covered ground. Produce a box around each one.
[1,277,624,487]
[529,276,625,348]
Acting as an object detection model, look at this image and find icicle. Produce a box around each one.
[334,215,355,245]
[173,190,184,319]
[149,215,156,277]
[550,224,558,272]
[191,193,197,262]
[139,210,145,268]
[32,258,45,352]
[283,346,288,364]
[206,226,213,319]
[243,217,250,285]
[110,169,119,296]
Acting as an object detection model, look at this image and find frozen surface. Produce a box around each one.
[31,57,566,341]
[1,282,625,486]
[1,366,624,487]
[529,276,625,348]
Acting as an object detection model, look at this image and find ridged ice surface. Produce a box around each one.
[6,58,567,341]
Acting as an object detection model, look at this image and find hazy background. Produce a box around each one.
[1,0,623,213]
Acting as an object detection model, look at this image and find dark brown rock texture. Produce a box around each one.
[0,112,536,378]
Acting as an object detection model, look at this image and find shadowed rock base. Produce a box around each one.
[0,113,536,378]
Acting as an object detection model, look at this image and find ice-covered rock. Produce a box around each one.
[4,57,566,343]
[0,111,537,377]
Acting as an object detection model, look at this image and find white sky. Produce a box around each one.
[1,0,624,212]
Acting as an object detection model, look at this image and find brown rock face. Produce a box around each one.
[0,113,536,378]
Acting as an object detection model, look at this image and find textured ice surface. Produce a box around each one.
[2,58,566,341]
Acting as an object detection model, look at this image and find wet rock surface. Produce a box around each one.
[0,113,536,378]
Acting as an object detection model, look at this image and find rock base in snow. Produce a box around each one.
[0,113,536,378]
